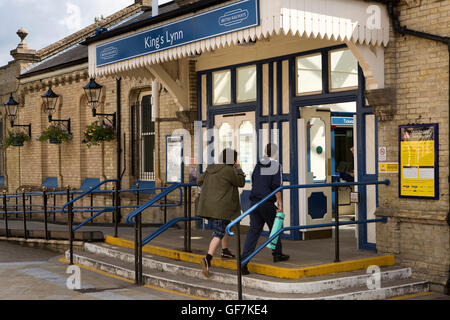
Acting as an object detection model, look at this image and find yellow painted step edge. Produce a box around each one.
[105,236,395,280]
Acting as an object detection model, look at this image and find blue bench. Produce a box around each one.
[80,178,101,191]
[42,177,58,189]
[128,181,156,195]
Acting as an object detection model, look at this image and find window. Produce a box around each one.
[296,54,322,95]
[140,95,155,181]
[213,70,231,105]
[329,49,358,91]
[237,65,257,103]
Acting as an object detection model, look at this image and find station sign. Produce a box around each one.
[96,0,260,67]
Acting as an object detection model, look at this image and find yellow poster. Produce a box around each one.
[399,125,437,198]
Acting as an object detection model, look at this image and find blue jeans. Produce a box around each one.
[241,201,282,264]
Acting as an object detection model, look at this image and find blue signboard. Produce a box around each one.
[331,117,354,126]
[96,0,260,67]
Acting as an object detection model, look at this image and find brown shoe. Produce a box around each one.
[201,257,211,278]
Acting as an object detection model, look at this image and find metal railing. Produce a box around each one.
[226,179,391,300]
[125,183,197,285]
[1,180,181,267]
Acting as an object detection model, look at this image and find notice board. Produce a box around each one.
[399,124,438,199]
[166,135,184,183]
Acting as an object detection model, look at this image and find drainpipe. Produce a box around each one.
[370,0,450,294]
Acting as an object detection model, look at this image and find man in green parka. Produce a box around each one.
[197,148,246,277]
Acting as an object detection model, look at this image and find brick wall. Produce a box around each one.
[375,0,450,290]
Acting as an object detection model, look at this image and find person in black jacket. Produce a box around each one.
[240,143,289,275]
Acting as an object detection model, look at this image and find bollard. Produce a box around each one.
[3,190,9,238]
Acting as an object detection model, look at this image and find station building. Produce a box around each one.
[0,0,449,293]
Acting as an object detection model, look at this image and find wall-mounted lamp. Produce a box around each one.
[83,78,116,127]
[3,93,32,138]
[41,87,71,134]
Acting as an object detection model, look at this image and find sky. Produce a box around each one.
[0,0,171,67]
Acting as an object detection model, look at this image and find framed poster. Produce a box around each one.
[398,124,438,199]
[166,135,184,183]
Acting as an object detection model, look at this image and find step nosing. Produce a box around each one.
[79,243,410,295]
[103,236,396,279]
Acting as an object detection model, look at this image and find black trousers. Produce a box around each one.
[241,201,282,264]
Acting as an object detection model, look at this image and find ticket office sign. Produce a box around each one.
[399,124,439,199]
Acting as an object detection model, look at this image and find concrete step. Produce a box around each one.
[66,243,430,300]
[82,242,414,294]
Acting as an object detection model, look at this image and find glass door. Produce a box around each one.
[298,106,333,238]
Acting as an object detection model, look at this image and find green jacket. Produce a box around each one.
[197,164,246,221]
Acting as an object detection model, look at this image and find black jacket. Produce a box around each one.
[249,158,282,203]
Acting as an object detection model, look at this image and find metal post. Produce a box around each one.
[164,194,167,225]
[22,189,27,240]
[67,187,74,265]
[136,182,140,206]
[43,187,49,240]
[3,191,9,238]
[53,193,56,222]
[334,186,340,263]
[237,222,243,300]
[114,180,119,237]
[187,186,192,253]
[138,212,143,285]
[135,183,141,285]
[90,191,94,223]
[134,213,139,285]
[183,185,188,252]
[29,189,33,220]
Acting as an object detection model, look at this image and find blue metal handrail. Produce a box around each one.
[72,207,116,232]
[240,217,387,266]
[142,217,203,246]
[226,180,390,237]
[125,183,196,224]
[61,179,119,213]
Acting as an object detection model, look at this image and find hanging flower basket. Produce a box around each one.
[82,120,115,148]
[38,125,72,145]
[3,130,30,148]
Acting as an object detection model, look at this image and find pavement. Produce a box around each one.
[1,218,449,300]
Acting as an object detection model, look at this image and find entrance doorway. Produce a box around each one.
[298,106,333,239]
[214,111,256,226]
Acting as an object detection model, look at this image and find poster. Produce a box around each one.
[399,124,438,199]
[166,135,184,183]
